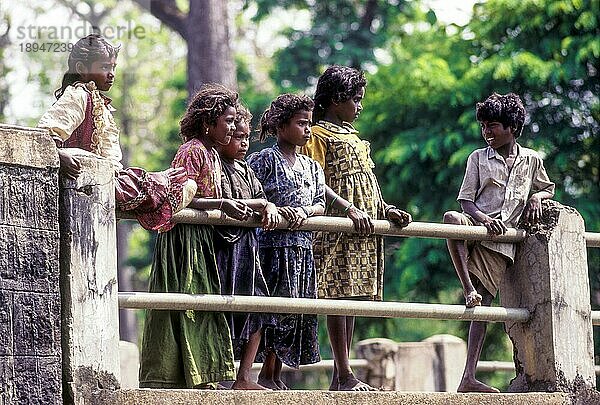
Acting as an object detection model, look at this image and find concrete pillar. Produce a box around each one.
[423,334,467,392]
[0,125,62,404]
[500,201,595,396]
[59,149,120,404]
[394,341,437,391]
[119,341,139,389]
[355,338,398,390]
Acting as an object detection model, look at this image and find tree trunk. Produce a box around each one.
[186,0,236,95]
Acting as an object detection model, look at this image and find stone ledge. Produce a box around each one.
[0,124,58,169]
[118,389,572,405]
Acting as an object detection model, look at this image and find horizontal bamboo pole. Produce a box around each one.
[592,311,600,325]
[119,208,527,243]
[119,208,600,246]
[118,292,530,323]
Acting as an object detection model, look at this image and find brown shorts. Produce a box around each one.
[451,211,508,296]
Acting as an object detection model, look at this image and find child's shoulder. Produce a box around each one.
[247,146,275,163]
[518,144,544,160]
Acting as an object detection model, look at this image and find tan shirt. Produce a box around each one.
[38,84,123,170]
[457,143,555,261]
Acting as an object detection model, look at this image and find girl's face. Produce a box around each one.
[333,86,365,123]
[207,105,236,146]
[278,110,312,148]
[77,55,117,92]
[219,120,250,160]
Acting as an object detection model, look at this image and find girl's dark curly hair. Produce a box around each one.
[258,94,314,142]
[313,65,367,122]
[476,93,526,138]
[180,84,239,143]
[235,103,252,126]
[55,34,120,99]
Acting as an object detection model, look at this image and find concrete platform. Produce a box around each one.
[118,389,572,405]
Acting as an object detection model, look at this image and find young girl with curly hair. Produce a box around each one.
[247,94,326,390]
[139,84,253,389]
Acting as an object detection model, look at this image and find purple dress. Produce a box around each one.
[214,158,273,359]
[247,145,325,368]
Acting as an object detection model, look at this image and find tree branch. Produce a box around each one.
[360,0,379,32]
[133,0,187,39]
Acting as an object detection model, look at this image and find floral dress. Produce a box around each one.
[247,145,325,368]
[139,138,235,388]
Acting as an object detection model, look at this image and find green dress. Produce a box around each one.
[139,139,235,388]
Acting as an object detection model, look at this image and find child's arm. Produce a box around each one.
[325,186,374,235]
[460,199,507,235]
[233,198,279,230]
[523,157,556,224]
[187,197,252,221]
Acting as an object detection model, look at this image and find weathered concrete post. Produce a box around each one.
[422,334,467,392]
[59,149,120,404]
[0,125,62,404]
[355,338,398,390]
[501,201,595,397]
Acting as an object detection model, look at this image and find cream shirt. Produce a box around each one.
[38,84,123,170]
[457,143,555,261]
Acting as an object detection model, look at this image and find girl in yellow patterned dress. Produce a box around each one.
[300,65,412,391]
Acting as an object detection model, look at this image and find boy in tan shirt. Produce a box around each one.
[443,93,555,392]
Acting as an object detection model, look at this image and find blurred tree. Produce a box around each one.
[134,0,236,95]
[249,0,412,90]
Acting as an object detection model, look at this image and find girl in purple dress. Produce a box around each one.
[247,94,325,390]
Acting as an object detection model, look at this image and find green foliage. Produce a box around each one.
[251,0,414,89]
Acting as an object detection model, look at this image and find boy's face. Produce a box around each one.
[333,86,365,123]
[480,120,515,150]
[219,120,250,160]
[77,54,117,92]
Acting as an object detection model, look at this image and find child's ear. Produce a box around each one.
[75,61,88,75]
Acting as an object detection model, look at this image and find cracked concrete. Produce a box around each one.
[59,152,120,404]
[500,201,595,395]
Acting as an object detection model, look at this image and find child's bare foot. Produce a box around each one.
[338,375,377,391]
[257,377,280,390]
[329,381,339,391]
[232,380,271,390]
[465,290,482,308]
[275,379,289,390]
[458,378,500,393]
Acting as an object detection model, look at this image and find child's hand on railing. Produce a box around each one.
[221,199,253,221]
[386,207,412,228]
[346,206,374,235]
[278,206,307,230]
[261,202,280,230]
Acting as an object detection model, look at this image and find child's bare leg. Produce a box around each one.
[328,315,375,391]
[257,351,279,390]
[274,358,289,390]
[233,330,269,390]
[458,286,499,393]
[443,211,481,307]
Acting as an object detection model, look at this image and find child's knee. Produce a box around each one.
[443,210,462,224]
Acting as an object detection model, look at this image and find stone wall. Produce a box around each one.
[0,125,62,404]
